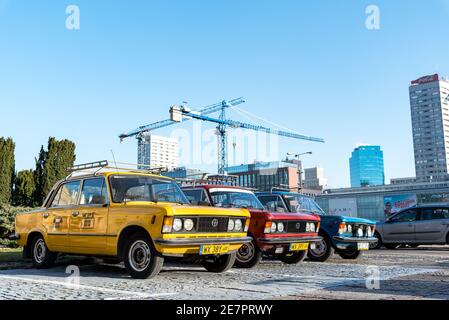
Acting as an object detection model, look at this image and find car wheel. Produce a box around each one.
[307,234,334,262]
[202,252,237,273]
[370,231,383,250]
[280,250,307,264]
[234,240,262,268]
[31,235,57,269]
[446,232,449,245]
[383,243,399,250]
[123,233,164,279]
[338,249,362,260]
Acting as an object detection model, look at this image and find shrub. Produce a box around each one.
[0,204,33,248]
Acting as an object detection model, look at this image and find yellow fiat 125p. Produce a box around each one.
[12,161,251,279]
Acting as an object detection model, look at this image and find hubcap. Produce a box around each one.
[33,239,46,264]
[310,239,327,257]
[236,242,255,262]
[128,240,151,272]
[370,237,379,249]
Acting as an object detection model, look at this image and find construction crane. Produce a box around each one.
[170,105,325,174]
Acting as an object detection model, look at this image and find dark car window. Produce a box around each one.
[183,189,209,205]
[258,196,287,212]
[390,209,419,222]
[421,208,449,220]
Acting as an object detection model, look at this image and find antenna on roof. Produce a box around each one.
[110,150,119,172]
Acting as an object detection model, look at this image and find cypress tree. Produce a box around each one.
[13,170,36,207]
[0,138,15,204]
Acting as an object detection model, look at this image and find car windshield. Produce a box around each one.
[209,189,265,210]
[109,175,189,204]
[283,194,326,215]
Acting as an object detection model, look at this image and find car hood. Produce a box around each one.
[166,204,251,218]
[266,211,320,222]
[320,215,375,225]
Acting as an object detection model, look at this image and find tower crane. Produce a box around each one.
[169,105,325,174]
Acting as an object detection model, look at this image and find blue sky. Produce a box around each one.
[1,0,449,187]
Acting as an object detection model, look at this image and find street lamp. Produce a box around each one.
[286,152,312,192]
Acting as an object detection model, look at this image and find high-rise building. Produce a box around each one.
[409,74,449,182]
[303,167,328,190]
[137,133,179,169]
[349,145,385,187]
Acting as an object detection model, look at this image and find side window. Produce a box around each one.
[431,208,449,220]
[80,178,108,205]
[183,189,209,205]
[50,181,81,208]
[391,209,418,222]
[258,196,286,212]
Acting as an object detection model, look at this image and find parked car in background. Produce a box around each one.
[182,185,322,268]
[373,205,449,249]
[11,161,252,279]
[256,191,377,261]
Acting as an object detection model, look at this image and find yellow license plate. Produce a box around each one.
[289,243,309,251]
[200,244,230,255]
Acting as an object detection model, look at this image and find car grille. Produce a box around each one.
[285,221,307,233]
[350,224,372,237]
[197,217,229,233]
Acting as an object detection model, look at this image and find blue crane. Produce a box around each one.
[170,105,325,174]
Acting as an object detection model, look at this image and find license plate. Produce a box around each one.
[358,242,369,251]
[200,244,230,255]
[289,243,309,251]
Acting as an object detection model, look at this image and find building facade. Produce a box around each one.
[349,145,385,187]
[137,133,179,169]
[409,74,449,182]
[226,161,299,191]
[303,167,327,190]
[163,167,207,180]
[316,181,449,221]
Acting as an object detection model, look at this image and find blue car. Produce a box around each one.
[256,191,377,261]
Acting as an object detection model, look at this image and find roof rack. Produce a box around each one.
[178,174,239,187]
[65,160,169,180]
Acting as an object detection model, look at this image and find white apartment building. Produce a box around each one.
[409,74,449,182]
[303,167,328,190]
[137,133,179,170]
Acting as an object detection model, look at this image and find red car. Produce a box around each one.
[182,185,322,268]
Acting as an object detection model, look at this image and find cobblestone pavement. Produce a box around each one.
[0,247,448,300]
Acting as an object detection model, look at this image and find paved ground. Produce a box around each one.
[0,246,448,300]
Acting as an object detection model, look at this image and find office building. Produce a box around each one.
[409,73,449,182]
[137,133,179,170]
[349,145,385,187]
[303,167,327,190]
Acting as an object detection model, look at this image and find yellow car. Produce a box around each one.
[12,161,251,279]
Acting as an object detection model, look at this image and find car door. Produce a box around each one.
[415,208,449,243]
[382,209,419,242]
[69,177,109,250]
[44,180,82,250]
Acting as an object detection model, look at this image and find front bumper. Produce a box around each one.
[333,236,378,243]
[257,236,322,244]
[8,233,20,240]
[154,236,253,246]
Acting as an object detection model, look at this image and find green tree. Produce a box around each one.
[0,138,15,204]
[13,170,36,207]
[40,137,76,202]
[33,146,46,205]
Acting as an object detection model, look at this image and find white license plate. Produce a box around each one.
[357,242,369,251]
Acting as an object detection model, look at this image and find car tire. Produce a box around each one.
[370,231,383,250]
[280,250,307,264]
[446,232,449,245]
[307,234,334,262]
[338,249,362,260]
[31,234,57,269]
[202,252,237,273]
[234,240,262,268]
[383,243,399,250]
[123,232,164,279]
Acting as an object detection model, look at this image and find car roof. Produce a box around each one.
[182,184,253,191]
[65,171,174,182]
[256,191,311,198]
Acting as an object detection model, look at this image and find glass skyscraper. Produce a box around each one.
[349,145,385,187]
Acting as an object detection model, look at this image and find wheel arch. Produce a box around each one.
[24,230,45,259]
[117,225,152,259]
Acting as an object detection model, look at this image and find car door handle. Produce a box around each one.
[72,211,80,217]
[42,213,49,219]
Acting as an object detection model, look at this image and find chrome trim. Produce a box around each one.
[257,236,322,244]
[333,236,378,243]
[154,236,252,246]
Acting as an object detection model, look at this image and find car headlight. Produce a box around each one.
[173,218,183,232]
[347,225,352,233]
[184,218,194,232]
[357,228,363,237]
[338,223,346,234]
[228,219,235,231]
[271,222,277,233]
[309,223,316,233]
[234,219,243,231]
[277,222,284,233]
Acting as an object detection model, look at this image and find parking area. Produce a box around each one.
[0,247,448,300]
